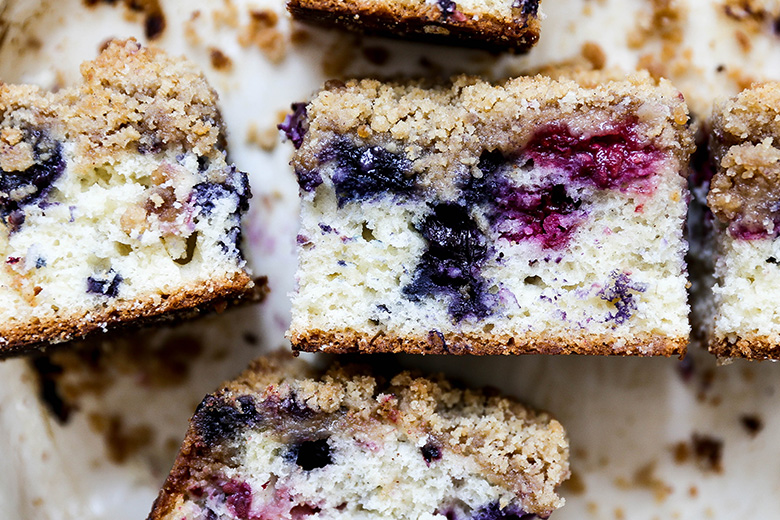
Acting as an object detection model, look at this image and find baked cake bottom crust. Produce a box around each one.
[291,329,687,357]
[0,274,267,357]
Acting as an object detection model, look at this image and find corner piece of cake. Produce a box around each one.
[707,82,780,359]
[286,0,542,53]
[148,354,570,520]
[0,39,261,356]
[284,72,694,356]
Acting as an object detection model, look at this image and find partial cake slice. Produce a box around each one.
[148,354,570,520]
[286,0,542,53]
[0,39,260,356]
[284,72,694,356]
[707,82,780,359]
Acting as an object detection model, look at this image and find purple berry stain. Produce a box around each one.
[523,122,661,192]
[492,183,583,249]
[1,129,65,230]
[222,480,253,519]
[470,151,584,250]
[278,103,308,149]
[404,203,493,321]
[598,271,647,324]
[326,140,415,207]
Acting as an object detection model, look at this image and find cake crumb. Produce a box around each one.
[692,434,724,472]
[213,0,240,29]
[83,0,166,40]
[246,122,278,152]
[581,41,606,70]
[209,47,233,71]
[184,10,202,46]
[238,8,287,64]
[740,414,763,436]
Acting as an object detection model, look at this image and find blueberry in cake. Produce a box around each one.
[0,39,260,356]
[286,0,542,53]
[707,82,780,359]
[148,354,569,520]
[284,72,695,356]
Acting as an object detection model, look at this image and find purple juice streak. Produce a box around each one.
[491,183,582,249]
[598,271,647,324]
[523,122,661,192]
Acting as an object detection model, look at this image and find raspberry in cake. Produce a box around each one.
[707,82,780,359]
[286,0,542,53]
[284,72,694,356]
[0,39,261,356]
[148,354,570,520]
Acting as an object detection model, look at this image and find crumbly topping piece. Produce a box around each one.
[221,354,569,514]
[293,72,693,198]
[708,82,780,237]
[1,39,225,171]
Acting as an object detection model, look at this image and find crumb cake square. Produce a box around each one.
[286,0,542,52]
[707,82,780,359]
[284,72,694,356]
[0,39,261,356]
[148,354,570,520]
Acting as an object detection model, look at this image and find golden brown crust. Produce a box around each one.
[287,0,541,53]
[0,274,266,357]
[709,334,780,360]
[290,328,687,357]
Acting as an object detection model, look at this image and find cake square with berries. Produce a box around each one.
[707,82,780,359]
[148,354,570,520]
[286,0,542,52]
[284,72,694,356]
[0,39,261,356]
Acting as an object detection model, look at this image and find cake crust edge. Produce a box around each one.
[290,328,688,357]
[286,0,541,52]
[0,273,267,357]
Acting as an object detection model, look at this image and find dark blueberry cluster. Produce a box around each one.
[295,168,324,193]
[598,271,647,324]
[523,122,660,192]
[404,204,493,321]
[191,394,261,445]
[326,139,415,207]
[421,441,442,465]
[86,270,123,298]
[286,438,333,471]
[438,0,457,17]
[0,129,65,231]
[471,502,539,520]
[278,102,308,149]
[190,166,251,255]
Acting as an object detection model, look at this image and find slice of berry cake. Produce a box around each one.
[286,0,542,53]
[148,354,570,520]
[0,39,260,356]
[707,82,780,359]
[284,72,695,356]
